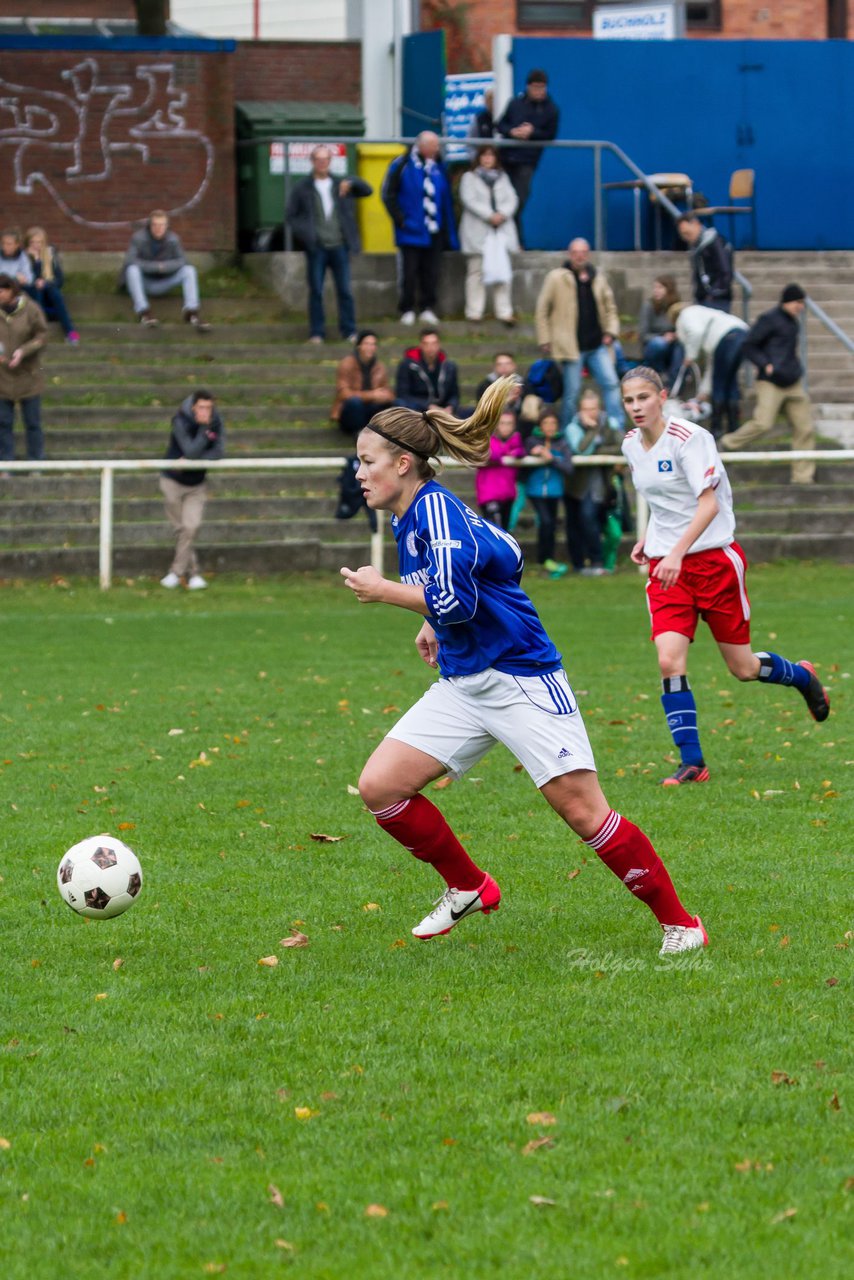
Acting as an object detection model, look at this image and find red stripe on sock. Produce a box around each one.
[373,793,485,891]
[586,811,694,927]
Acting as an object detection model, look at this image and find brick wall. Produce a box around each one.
[0,47,234,251]
[233,40,361,104]
[428,0,854,69]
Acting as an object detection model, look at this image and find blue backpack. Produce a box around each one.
[524,358,563,403]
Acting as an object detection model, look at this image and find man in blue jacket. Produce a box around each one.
[382,132,459,326]
[495,69,559,247]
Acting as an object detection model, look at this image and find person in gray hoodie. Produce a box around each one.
[122,211,210,330]
[159,390,224,590]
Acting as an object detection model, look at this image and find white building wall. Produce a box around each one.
[170,0,348,40]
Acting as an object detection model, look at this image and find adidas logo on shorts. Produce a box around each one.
[557,747,572,759]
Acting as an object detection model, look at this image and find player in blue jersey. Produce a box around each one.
[620,367,830,787]
[340,378,707,956]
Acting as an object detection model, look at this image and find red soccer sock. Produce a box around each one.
[371,794,486,891]
[585,809,694,927]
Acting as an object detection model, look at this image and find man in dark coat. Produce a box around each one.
[286,145,372,343]
[719,283,816,484]
[394,328,460,414]
[677,215,733,313]
[495,69,559,247]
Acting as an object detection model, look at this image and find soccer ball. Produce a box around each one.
[57,835,143,919]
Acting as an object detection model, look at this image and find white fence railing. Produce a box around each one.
[2,450,851,589]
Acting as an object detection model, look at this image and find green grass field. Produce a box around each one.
[1,566,851,1279]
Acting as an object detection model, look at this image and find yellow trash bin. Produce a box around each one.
[357,143,403,254]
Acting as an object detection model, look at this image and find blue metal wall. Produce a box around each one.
[507,37,854,251]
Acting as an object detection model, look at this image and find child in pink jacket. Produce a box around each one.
[475,409,526,528]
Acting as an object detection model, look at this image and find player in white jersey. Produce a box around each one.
[339,378,707,955]
[620,367,830,786]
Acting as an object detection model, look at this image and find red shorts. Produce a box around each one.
[646,542,752,646]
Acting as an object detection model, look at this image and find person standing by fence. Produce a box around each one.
[159,390,224,591]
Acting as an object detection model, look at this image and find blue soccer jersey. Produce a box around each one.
[392,480,562,677]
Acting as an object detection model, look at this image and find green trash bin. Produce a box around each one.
[235,101,365,251]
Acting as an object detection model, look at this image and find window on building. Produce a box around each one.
[516,1,722,30]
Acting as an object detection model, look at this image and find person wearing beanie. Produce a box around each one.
[495,68,559,247]
[331,330,394,437]
[719,283,816,484]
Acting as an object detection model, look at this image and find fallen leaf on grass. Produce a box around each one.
[203,1266,226,1276]
[522,1137,555,1156]
[526,1112,557,1126]
[829,1092,841,1111]
[94,993,108,1001]
[529,1195,556,1207]
[112,958,123,971]
[771,1071,798,1086]
[274,1239,295,1252]
[567,869,581,881]
[268,1184,284,1208]
[0,1137,10,1150]
[433,776,452,789]
[347,784,360,796]
[167,728,184,736]
[431,1200,449,1211]
[280,930,309,948]
[258,955,279,968]
[294,1107,319,1120]
[826,977,839,987]
[770,1207,797,1225]
[115,1211,127,1224]
[843,1177,854,1193]
[364,1204,389,1218]
[362,902,380,912]
[310,833,345,843]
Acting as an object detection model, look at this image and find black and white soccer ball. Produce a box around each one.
[57,835,143,919]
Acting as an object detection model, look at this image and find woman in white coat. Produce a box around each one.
[459,146,519,326]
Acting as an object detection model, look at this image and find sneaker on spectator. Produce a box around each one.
[400,311,416,325]
[139,311,159,328]
[185,310,211,333]
[160,571,180,589]
[187,574,208,590]
[419,309,440,324]
[346,333,358,343]
[308,335,324,345]
[66,330,81,346]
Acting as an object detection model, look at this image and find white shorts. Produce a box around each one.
[386,667,596,789]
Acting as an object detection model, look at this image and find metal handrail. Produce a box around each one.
[1,451,850,589]
[801,296,854,393]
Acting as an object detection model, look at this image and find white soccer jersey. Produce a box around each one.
[621,416,736,558]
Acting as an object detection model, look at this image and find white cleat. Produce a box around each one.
[411,874,501,940]
[659,915,708,956]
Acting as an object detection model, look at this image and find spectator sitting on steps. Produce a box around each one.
[24,225,80,346]
[331,330,395,438]
[0,273,48,466]
[122,210,211,331]
[475,351,522,412]
[395,327,460,415]
[159,389,224,591]
[0,227,33,288]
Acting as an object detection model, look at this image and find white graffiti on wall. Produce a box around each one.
[0,58,215,227]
